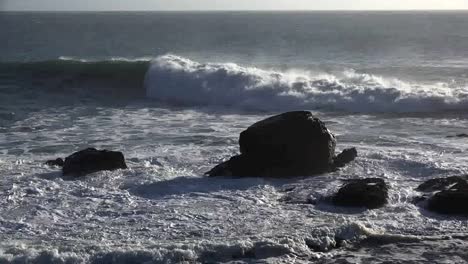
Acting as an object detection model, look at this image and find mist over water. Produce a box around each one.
[1,11,468,263]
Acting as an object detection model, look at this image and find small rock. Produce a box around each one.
[416,175,468,192]
[416,176,468,216]
[45,158,64,167]
[63,148,127,176]
[428,186,468,216]
[332,178,388,209]
[333,148,358,168]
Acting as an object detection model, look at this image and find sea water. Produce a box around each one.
[0,11,468,263]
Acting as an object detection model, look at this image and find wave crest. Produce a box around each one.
[145,54,468,113]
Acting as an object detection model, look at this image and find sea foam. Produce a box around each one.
[145,54,468,113]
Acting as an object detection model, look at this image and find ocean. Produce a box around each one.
[0,11,468,263]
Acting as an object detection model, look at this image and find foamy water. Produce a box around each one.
[1,103,468,263]
[1,11,468,263]
[146,55,468,113]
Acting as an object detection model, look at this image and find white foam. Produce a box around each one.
[145,54,468,113]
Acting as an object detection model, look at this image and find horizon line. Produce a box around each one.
[2,9,468,12]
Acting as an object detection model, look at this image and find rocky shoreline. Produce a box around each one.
[45,111,468,217]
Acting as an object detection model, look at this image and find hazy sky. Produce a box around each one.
[3,0,468,11]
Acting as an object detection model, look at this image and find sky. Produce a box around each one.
[2,0,468,11]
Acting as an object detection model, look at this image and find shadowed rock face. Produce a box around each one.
[332,178,388,209]
[207,111,357,178]
[239,111,336,173]
[416,176,468,216]
[63,148,127,176]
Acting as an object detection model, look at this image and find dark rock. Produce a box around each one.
[416,176,468,216]
[416,175,468,192]
[45,158,64,167]
[428,185,468,216]
[205,155,256,177]
[207,111,338,177]
[333,148,358,168]
[62,148,127,176]
[239,111,336,172]
[332,178,388,209]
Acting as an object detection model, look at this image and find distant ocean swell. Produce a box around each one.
[2,55,468,113]
[0,58,151,97]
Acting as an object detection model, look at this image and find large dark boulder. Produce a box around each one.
[416,176,468,216]
[239,111,337,173]
[207,111,346,177]
[62,148,127,176]
[332,178,388,209]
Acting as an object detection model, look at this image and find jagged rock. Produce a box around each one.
[333,148,358,168]
[45,158,64,167]
[62,148,127,176]
[332,178,388,209]
[207,111,356,177]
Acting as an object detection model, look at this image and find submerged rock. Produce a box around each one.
[416,176,468,216]
[207,111,356,177]
[332,178,388,209]
[45,158,64,167]
[62,148,127,176]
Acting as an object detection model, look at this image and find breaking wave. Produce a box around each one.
[145,54,468,113]
[2,55,468,113]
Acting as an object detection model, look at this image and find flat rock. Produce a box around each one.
[332,178,388,209]
[62,148,127,176]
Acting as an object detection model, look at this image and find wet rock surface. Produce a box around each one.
[416,175,468,192]
[333,147,358,169]
[207,111,356,177]
[62,148,128,176]
[417,176,468,216]
[332,178,388,209]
